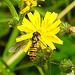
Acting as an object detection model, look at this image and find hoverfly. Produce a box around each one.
[9,31,47,61]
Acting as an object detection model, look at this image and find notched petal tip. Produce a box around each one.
[46,11,51,14]
[45,11,51,18]
[52,12,58,16]
[27,12,32,16]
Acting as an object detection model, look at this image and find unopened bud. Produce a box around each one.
[59,59,74,73]
[58,22,71,37]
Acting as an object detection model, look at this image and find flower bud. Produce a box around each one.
[58,22,71,37]
[59,59,74,73]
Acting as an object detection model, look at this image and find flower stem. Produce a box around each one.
[2,26,19,60]
[7,51,26,69]
[2,0,19,59]
[6,50,24,65]
[3,0,19,20]
[57,0,75,19]
[47,61,51,75]
[37,66,45,75]
[47,56,51,75]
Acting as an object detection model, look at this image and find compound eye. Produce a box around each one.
[33,32,41,37]
[37,32,40,36]
[33,32,36,35]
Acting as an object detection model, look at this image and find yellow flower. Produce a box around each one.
[16,11,63,52]
[20,0,45,14]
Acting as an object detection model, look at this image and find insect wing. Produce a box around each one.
[9,40,28,52]
[39,39,47,47]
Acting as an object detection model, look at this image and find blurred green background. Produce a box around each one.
[0,0,75,75]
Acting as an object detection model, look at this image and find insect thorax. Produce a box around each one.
[32,32,40,43]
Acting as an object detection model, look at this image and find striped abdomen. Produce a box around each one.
[29,44,37,61]
[29,31,40,61]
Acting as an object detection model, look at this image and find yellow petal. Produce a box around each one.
[44,12,58,26]
[46,27,60,35]
[28,12,38,30]
[50,27,60,34]
[44,12,51,22]
[31,1,37,7]
[41,19,45,33]
[23,40,32,52]
[52,35,63,44]
[20,6,30,14]
[34,11,41,30]
[39,37,47,49]
[22,18,36,32]
[49,19,61,30]
[49,12,58,24]
[28,12,35,23]
[41,12,59,33]
[42,12,51,31]
[41,12,58,33]
[16,33,33,42]
[43,37,56,50]
[40,42,46,49]
[45,34,63,44]
[17,26,34,33]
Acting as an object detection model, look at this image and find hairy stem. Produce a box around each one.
[47,56,51,75]
[37,66,45,75]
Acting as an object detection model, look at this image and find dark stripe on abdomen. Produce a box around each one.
[29,47,37,61]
